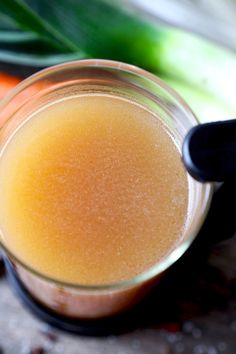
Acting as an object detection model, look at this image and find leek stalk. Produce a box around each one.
[0,0,236,114]
[163,77,235,123]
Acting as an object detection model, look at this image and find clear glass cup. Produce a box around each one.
[0,59,213,319]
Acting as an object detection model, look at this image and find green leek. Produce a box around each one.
[163,77,235,123]
[0,0,236,114]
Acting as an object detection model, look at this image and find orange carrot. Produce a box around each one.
[0,72,21,99]
[0,72,49,128]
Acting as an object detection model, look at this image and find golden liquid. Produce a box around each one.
[0,95,188,284]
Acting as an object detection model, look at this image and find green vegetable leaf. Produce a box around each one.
[0,0,236,115]
[0,0,165,71]
[0,12,18,30]
[0,49,83,66]
[0,0,83,53]
[0,36,83,66]
[0,31,38,43]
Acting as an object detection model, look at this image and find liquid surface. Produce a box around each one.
[0,95,188,284]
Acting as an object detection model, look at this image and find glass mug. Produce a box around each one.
[0,60,213,320]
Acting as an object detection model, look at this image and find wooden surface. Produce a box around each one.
[0,63,236,354]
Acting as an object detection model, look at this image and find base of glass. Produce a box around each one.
[5,258,145,336]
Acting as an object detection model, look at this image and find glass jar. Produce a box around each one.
[0,59,213,319]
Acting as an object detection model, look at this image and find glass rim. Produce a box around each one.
[0,59,214,292]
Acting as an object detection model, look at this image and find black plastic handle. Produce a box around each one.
[182,119,236,182]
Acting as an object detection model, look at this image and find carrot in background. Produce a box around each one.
[0,72,49,127]
[0,72,21,99]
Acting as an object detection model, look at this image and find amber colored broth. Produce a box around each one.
[0,94,188,284]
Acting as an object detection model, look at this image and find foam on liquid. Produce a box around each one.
[0,94,188,284]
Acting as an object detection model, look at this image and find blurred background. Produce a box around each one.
[0,0,236,123]
[0,1,236,353]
